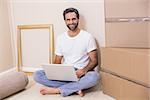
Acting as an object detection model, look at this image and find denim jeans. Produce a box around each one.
[33,70,100,97]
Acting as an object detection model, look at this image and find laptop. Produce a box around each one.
[41,64,78,81]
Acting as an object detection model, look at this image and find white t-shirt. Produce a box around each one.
[55,30,97,69]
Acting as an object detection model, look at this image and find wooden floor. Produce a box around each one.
[4,75,115,100]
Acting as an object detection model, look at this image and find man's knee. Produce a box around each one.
[86,71,100,84]
[33,70,44,82]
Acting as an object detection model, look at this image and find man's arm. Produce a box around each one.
[83,49,98,72]
[76,49,98,78]
[54,55,63,64]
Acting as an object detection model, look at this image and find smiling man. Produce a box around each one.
[33,7,100,97]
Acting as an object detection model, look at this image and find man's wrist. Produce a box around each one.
[82,67,88,74]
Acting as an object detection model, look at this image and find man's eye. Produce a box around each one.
[72,18,76,20]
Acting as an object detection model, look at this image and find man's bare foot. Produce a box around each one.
[77,90,84,97]
[40,87,60,95]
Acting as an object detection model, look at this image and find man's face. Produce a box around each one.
[64,12,79,31]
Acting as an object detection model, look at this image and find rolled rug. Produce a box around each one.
[0,71,28,99]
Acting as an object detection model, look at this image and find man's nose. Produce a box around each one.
[69,20,74,24]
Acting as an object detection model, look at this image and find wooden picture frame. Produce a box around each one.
[17,24,54,72]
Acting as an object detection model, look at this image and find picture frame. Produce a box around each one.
[17,24,54,72]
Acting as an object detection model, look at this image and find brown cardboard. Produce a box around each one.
[105,0,150,48]
[101,71,150,100]
[105,22,150,48]
[105,0,148,18]
[101,47,150,87]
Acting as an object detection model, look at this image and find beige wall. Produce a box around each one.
[0,0,13,72]
[10,0,105,45]
[8,0,105,69]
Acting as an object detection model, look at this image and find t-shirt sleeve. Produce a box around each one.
[87,35,97,53]
[55,37,63,56]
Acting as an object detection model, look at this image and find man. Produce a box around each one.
[33,7,100,97]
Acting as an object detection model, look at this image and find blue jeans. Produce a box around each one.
[33,70,100,97]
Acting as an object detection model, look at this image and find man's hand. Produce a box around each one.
[76,69,87,78]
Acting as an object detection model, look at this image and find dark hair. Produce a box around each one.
[63,7,79,20]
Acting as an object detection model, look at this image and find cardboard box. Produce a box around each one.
[105,0,148,18]
[105,0,150,48]
[101,71,150,100]
[101,47,150,87]
[105,22,150,48]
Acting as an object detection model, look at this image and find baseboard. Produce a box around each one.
[0,67,17,75]
[22,67,43,72]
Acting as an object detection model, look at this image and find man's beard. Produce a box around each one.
[67,23,78,31]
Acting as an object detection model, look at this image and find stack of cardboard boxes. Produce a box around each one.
[101,0,150,99]
[101,48,150,100]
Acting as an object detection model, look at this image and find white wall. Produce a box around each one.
[0,0,13,72]
[8,0,105,68]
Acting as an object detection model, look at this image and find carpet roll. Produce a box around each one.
[0,71,28,99]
